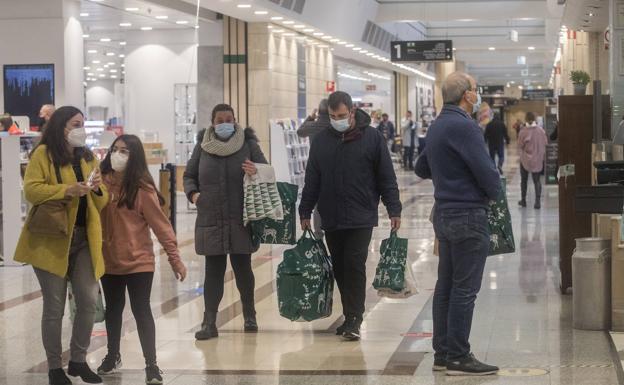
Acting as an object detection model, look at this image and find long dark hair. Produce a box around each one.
[34,106,94,165]
[100,134,164,210]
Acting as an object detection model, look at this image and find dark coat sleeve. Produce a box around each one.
[299,138,321,220]
[415,148,432,179]
[502,122,510,144]
[374,133,402,217]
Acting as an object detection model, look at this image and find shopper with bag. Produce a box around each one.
[184,103,268,340]
[299,91,402,341]
[415,72,501,376]
[96,135,187,384]
[15,106,109,385]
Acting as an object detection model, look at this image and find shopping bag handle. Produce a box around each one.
[303,228,317,241]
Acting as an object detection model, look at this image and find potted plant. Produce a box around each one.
[570,70,591,95]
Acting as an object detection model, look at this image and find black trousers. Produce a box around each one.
[101,272,156,365]
[520,164,542,202]
[325,228,373,320]
[403,146,415,169]
[204,254,255,316]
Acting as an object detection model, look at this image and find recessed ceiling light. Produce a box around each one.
[346,44,354,48]
[96,68,104,72]
[304,28,314,32]
[237,4,252,8]
[100,38,111,42]
[141,26,153,30]
[155,15,168,19]
[87,49,97,54]
[271,16,283,20]
[353,47,362,51]
[313,32,324,36]
[322,36,332,40]
[104,64,109,68]
[318,45,329,48]
[83,66,90,70]
[267,25,273,29]
[283,20,295,25]
[176,20,189,25]
[338,41,347,45]
[283,33,295,36]
[125,7,139,11]
[119,41,127,46]
[254,11,268,15]
[453,47,457,51]
[121,64,125,67]
[92,60,100,64]
[87,72,94,76]
[110,69,118,73]
[99,74,106,78]
[366,52,374,56]
[488,47,496,51]
[108,62,115,65]
[106,52,115,56]
[272,29,284,33]
[294,24,305,29]
[119,54,125,58]
[360,50,368,53]
[528,46,535,50]
[82,34,90,38]
[330,38,339,42]
[110,75,117,79]
[80,13,89,17]
[120,22,132,27]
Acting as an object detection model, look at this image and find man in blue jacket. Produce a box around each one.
[300,91,402,341]
[415,72,501,376]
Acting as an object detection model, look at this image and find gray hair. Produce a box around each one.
[442,71,473,105]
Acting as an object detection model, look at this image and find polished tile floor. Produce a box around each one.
[0,148,621,384]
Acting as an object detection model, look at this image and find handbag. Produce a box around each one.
[26,163,71,238]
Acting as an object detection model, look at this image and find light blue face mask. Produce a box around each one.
[472,93,482,114]
[214,122,235,139]
[331,118,351,133]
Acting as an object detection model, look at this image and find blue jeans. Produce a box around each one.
[432,207,489,361]
[489,146,504,169]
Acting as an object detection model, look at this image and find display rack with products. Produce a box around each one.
[174,83,198,166]
[270,118,309,192]
[0,136,25,263]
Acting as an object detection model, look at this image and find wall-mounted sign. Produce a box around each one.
[365,84,377,91]
[390,40,453,62]
[477,85,505,95]
[522,89,555,100]
[326,81,335,93]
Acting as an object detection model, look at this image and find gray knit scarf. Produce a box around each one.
[201,124,245,156]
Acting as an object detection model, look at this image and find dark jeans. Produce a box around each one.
[403,146,415,169]
[432,208,489,361]
[101,272,156,365]
[489,146,505,169]
[325,228,373,319]
[520,164,542,202]
[204,254,255,317]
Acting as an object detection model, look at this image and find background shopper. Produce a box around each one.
[484,113,510,174]
[518,111,548,209]
[401,110,416,170]
[98,134,187,385]
[299,91,402,341]
[378,113,396,152]
[39,104,56,132]
[415,71,500,376]
[184,103,268,340]
[15,106,109,385]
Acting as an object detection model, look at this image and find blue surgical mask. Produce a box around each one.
[472,93,482,114]
[330,118,351,133]
[214,123,235,139]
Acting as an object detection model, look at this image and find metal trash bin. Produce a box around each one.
[573,237,612,330]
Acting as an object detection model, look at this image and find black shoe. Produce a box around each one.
[97,353,122,375]
[446,353,499,376]
[145,364,163,385]
[67,361,102,384]
[335,318,347,335]
[518,200,526,207]
[433,357,447,372]
[498,167,503,175]
[195,312,218,340]
[534,201,541,209]
[244,315,258,333]
[48,368,72,385]
[341,316,362,341]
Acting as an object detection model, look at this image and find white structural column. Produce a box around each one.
[63,0,85,109]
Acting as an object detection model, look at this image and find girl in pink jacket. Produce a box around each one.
[98,135,187,385]
[518,112,548,209]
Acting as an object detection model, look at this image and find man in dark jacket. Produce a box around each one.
[378,113,396,152]
[484,113,510,174]
[299,91,402,341]
[415,71,501,376]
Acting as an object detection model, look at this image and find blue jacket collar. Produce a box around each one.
[442,104,472,119]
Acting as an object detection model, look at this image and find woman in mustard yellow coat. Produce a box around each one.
[15,106,109,385]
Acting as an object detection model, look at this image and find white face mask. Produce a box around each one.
[111,151,129,172]
[67,127,87,148]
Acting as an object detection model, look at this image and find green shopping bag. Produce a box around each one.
[68,283,106,323]
[277,229,334,322]
[251,182,298,246]
[373,231,409,292]
[488,177,515,256]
